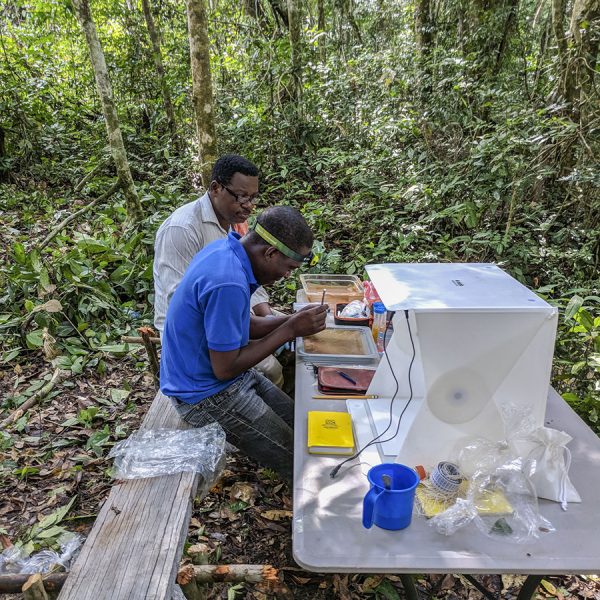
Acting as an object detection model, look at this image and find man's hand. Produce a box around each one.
[288,304,328,338]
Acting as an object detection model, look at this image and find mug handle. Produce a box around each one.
[362,486,384,529]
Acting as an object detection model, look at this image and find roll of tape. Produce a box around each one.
[430,461,462,494]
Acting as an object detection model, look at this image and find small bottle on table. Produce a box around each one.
[371,302,386,354]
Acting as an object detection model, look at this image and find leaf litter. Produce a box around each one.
[1,357,599,599]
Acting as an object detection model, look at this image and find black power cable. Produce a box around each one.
[330,309,416,479]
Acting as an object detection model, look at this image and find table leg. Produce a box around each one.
[400,574,419,600]
[516,575,544,600]
[463,574,497,600]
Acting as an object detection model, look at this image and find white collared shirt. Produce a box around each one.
[153,192,268,331]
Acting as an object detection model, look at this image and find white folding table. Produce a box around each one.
[293,357,600,599]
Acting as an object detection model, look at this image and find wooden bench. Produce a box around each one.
[57,391,199,600]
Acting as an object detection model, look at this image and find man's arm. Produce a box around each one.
[210,305,328,381]
[250,286,271,316]
[249,313,290,338]
[252,302,273,317]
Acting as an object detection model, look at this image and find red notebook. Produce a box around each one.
[317,367,376,395]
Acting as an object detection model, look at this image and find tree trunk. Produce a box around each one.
[551,0,600,121]
[317,0,326,61]
[141,0,178,145]
[287,0,303,112]
[343,0,362,43]
[415,0,433,95]
[72,0,143,220]
[568,0,600,127]
[267,0,290,28]
[317,0,325,32]
[533,11,552,97]
[492,0,519,77]
[551,0,573,102]
[0,126,7,182]
[186,0,218,187]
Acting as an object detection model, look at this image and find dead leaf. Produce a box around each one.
[440,574,456,590]
[221,507,240,521]
[39,283,56,296]
[333,573,352,600]
[541,579,558,596]
[187,543,211,565]
[361,575,384,592]
[261,509,293,521]
[501,574,526,593]
[229,482,255,505]
[32,299,62,314]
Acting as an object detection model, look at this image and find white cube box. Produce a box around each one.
[349,263,558,469]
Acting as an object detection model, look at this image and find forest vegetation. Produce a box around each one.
[0,0,599,595]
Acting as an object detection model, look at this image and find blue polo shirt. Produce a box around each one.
[159,232,259,403]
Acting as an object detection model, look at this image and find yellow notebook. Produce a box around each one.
[307,411,355,455]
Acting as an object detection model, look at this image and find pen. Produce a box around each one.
[312,394,378,399]
[320,289,327,306]
[336,370,357,385]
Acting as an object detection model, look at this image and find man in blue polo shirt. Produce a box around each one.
[160,206,327,480]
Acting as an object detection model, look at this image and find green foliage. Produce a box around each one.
[0,0,598,431]
[19,496,77,554]
[0,182,194,381]
[552,294,600,432]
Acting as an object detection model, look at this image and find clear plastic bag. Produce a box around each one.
[0,545,26,574]
[20,533,83,574]
[429,498,478,535]
[108,423,226,495]
[429,459,555,543]
[470,460,555,543]
[340,300,369,318]
[455,436,511,478]
[0,533,83,575]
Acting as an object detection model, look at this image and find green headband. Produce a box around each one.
[253,223,312,263]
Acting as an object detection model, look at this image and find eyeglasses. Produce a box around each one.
[219,181,259,206]
[304,251,319,267]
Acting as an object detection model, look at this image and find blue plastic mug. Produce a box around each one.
[362,463,419,530]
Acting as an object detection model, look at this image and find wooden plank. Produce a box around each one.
[58,392,201,600]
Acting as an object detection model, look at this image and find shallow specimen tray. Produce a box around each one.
[299,274,364,306]
[297,326,379,364]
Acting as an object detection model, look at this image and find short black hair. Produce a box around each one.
[211,154,259,185]
[251,206,314,256]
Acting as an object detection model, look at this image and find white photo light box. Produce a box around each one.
[347,263,558,469]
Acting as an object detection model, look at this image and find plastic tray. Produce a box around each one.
[299,274,364,305]
[297,325,379,364]
[334,303,371,327]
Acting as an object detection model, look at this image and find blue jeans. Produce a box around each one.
[172,369,294,481]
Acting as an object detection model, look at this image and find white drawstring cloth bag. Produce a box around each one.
[521,427,581,510]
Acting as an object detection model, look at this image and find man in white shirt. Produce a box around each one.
[153,154,284,386]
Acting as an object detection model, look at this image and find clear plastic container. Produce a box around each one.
[371,302,386,353]
[299,274,364,306]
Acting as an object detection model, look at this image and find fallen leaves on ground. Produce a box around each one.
[3,359,600,600]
